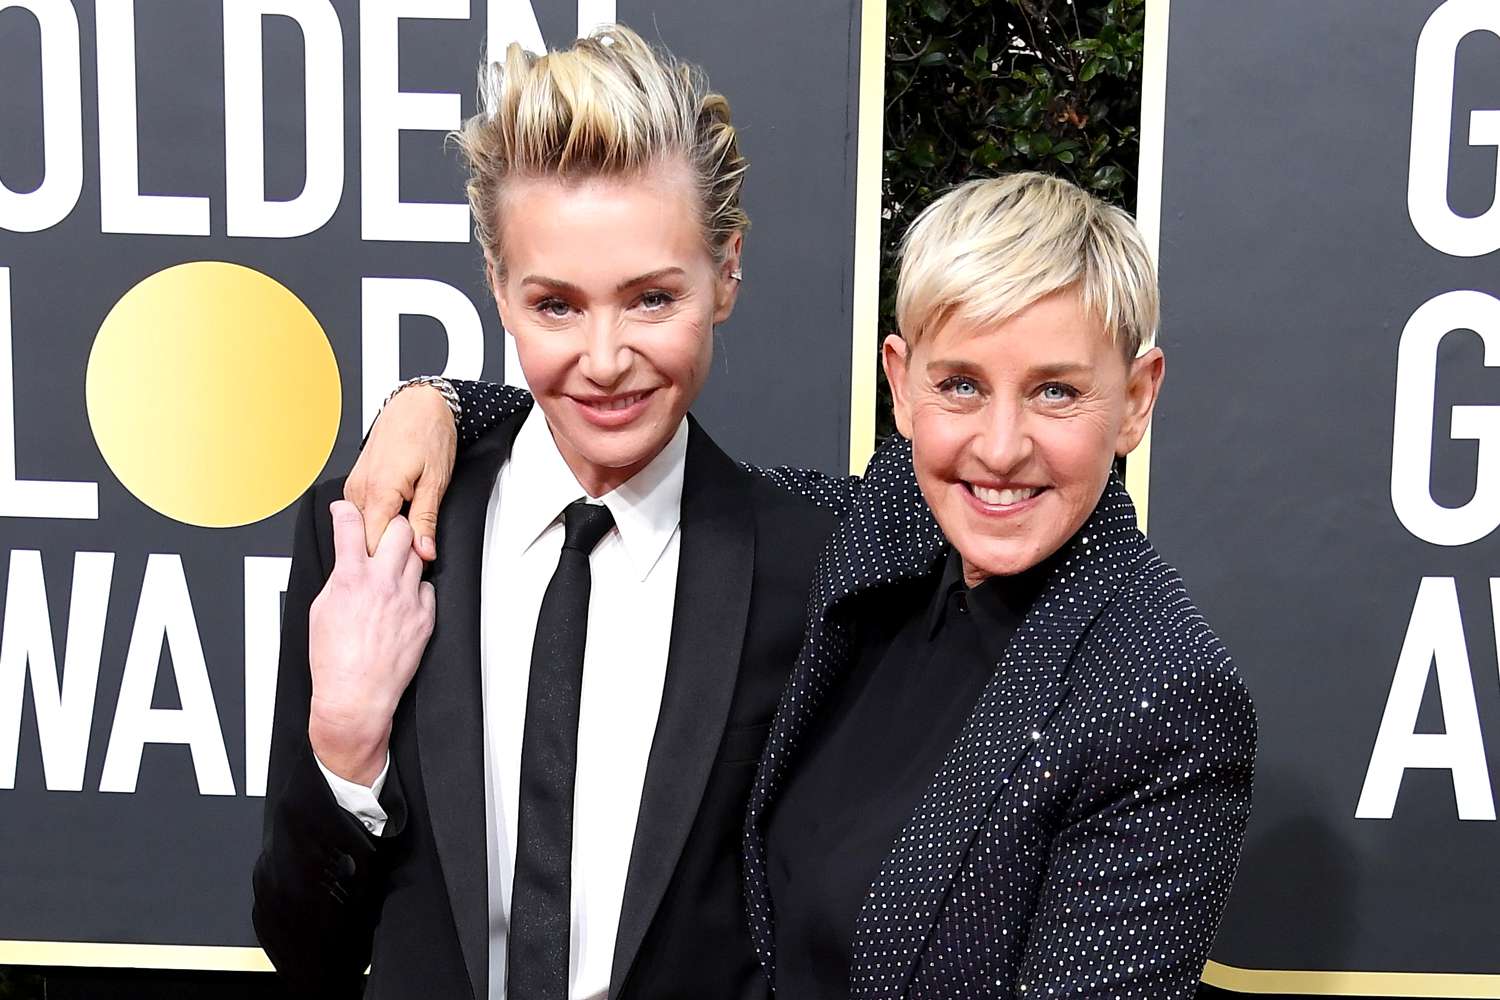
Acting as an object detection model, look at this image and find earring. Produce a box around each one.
[730,269,743,281]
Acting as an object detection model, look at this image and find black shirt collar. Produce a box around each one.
[925,545,1057,639]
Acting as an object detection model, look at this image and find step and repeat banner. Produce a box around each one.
[0,0,881,969]
[1142,0,1500,995]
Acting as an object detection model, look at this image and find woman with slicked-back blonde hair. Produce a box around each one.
[256,24,836,1000]
[334,75,1252,1000]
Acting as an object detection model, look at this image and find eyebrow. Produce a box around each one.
[520,267,687,295]
[925,359,1093,377]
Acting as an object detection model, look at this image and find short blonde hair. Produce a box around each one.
[456,24,748,276]
[895,172,1159,357]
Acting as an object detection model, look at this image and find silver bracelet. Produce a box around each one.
[384,375,462,421]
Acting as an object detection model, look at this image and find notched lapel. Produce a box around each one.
[416,413,527,1000]
[849,475,1153,998]
[609,421,755,998]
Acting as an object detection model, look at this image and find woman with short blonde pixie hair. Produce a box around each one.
[896,171,1159,359]
[345,161,1253,997]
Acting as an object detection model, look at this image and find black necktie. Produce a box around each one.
[508,499,616,1000]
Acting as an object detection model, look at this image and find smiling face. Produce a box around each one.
[490,162,742,496]
[884,288,1164,586]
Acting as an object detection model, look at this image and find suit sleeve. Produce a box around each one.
[1016,641,1257,999]
[744,465,860,513]
[452,379,533,447]
[252,487,410,998]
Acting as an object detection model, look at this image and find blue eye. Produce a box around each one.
[1040,382,1077,403]
[536,298,571,318]
[639,289,676,311]
[939,376,980,398]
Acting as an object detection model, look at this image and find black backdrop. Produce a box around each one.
[1147,0,1500,997]
[0,0,875,988]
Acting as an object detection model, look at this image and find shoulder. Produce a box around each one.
[731,467,837,591]
[1073,545,1256,757]
[744,468,838,540]
[687,418,838,552]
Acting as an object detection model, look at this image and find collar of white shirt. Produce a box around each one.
[498,406,689,581]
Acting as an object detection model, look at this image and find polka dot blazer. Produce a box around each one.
[748,437,1256,999]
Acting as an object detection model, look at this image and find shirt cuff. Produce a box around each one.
[314,752,390,837]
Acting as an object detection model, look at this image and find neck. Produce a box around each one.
[549,430,665,498]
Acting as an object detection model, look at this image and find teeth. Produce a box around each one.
[970,484,1040,506]
[595,392,645,412]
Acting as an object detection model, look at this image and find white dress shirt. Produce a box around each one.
[320,406,686,1000]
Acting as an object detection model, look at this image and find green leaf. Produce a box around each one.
[922,0,951,22]
[1080,57,1104,82]
[909,136,939,168]
[919,49,950,66]
[971,140,1006,167]
[1091,164,1125,188]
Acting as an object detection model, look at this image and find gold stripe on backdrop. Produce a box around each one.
[1204,960,1500,999]
[1124,0,1170,533]
[847,0,887,475]
[0,941,272,973]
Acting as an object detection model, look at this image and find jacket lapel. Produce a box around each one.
[848,474,1152,998]
[609,419,756,997]
[416,407,529,1000]
[743,434,944,978]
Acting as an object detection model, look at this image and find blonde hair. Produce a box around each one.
[456,25,748,275]
[896,172,1159,357]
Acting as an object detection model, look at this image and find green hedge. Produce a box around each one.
[876,0,1145,432]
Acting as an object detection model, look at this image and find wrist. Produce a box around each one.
[308,708,393,787]
[385,375,461,422]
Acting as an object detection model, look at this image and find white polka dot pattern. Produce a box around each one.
[742,435,1256,1000]
[446,381,1256,1000]
[452,380,535,446]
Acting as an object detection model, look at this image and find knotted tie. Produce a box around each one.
[508,499,615,999]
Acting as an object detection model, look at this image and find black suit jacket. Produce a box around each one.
[253,398,834,999]
[745,436,1257,999]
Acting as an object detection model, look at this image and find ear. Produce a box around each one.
[881,334,916,440]
[712,232,745,324]
[1116,345,1165,456]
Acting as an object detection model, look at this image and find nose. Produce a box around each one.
[973,400,1032,474]
[576,312,631,387]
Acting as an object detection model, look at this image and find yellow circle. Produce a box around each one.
[87,261,341,528]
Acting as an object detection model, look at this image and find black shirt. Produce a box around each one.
[765,548,1051,997]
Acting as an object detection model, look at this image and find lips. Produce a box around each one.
[580,390,651,412]
[966,483,1045,507]
[569,388,658,427]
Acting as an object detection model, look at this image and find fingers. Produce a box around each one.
[418,580,436,624]
[360,488,406,558]
[402,542,424,590]
[409,470,447,562]
[329,501,369,570]
[374,514,416,572]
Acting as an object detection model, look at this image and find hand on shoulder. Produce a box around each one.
[344,384,457,561]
